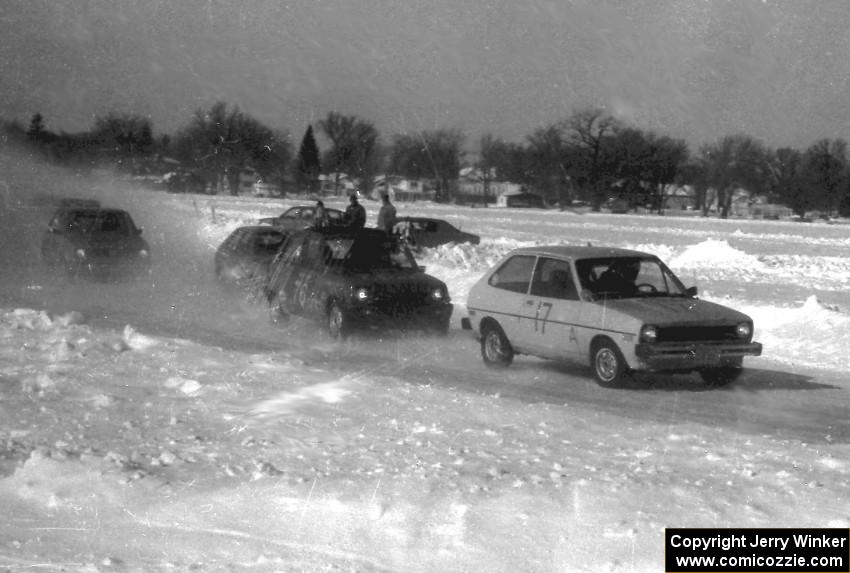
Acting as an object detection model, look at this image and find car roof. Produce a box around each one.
[61,207,130,216]
[235,225,287,234]
[286,204,343,212]
[507,245,654,260]
[297,227,392,240]
[395,216,439,223]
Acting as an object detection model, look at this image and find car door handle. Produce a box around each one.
[524,299,536,305]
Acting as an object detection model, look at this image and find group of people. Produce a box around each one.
[312,192,397,233]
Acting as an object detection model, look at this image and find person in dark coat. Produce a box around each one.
[344,193,366,229]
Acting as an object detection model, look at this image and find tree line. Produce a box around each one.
[3,102,850,218]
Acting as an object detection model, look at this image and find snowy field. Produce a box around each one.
[1,150,849,572]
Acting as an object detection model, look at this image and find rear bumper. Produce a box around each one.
[634,341,762,371]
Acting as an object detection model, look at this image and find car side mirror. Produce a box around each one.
[418,265,426,272]
[580,289,596,302]
[686,286,698,297]
[136,228,143,236]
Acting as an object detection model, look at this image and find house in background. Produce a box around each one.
[496,189,546,208]
[371,175,433,202]
[319,173,357,196]
[663,185,697,211]
[457,167,521,205]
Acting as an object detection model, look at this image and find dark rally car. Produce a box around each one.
[258,205,345,231]
[265,227,453,337]
[392,216,480,250]
[214,226,289,291]
[41,206,150,280]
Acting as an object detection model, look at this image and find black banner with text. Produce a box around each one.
[665,528,849,572]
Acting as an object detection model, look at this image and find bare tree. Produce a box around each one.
[388,129,465,202]
[317,112,380,194]
[173,102,290,195]
[698,133,770,218]
[803,138,848,217]
[561,107,621,210]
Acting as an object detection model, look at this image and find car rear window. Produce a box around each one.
[488,255,535,293]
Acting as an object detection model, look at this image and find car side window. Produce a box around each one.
[530,257,578,300]
[488,255,535,294]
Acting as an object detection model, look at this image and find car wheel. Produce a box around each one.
[327,301,348,339]
[480,323,513,368]
[699,366,743,387]
[591,338,627,386]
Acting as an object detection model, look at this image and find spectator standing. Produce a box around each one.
[344,193,366,229]
[376,192,397,233]
[313,200,330,228]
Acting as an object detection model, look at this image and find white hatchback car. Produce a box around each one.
[462,246,762,386]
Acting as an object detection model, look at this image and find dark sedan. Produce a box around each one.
[392,217,480,249]
[214,226,288,291]
[265,227,453,337]
[258,205,345,230]
[41,206,150,280]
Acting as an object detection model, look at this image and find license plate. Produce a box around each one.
[694,346,720,364]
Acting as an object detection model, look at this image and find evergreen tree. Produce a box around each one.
[295,125,321,193]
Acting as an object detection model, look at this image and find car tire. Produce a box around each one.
[591,338,627,386]
[480,323,513,368]
[327,301,348,339]
[699,366,743,387]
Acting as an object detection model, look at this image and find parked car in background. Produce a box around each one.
[214,226,289,292]
[41,206,150,281]
[462,245,762,386]
[265,227,453,337]
[258,205,345,230]
[393,216,480,249]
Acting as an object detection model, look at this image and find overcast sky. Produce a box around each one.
[2,0,849,150]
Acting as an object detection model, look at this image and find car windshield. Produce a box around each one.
[252,231,286,254]
[330,235,417,271]
[68,211,132,234]
[576,256,688,299]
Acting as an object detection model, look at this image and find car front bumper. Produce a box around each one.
[77,258,150,280]
[634,340,762,371]
[347,302,453,332]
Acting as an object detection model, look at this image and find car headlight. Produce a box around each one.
[354,287,369,302]
[639,324,658,343]
[431,287,447,301]
[735,322,752,339]
[75,248,86,259]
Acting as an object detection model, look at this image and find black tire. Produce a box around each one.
[480,323,513,368]
[699,366,743,387]
[591,338,628,386]
[327,301,348,339]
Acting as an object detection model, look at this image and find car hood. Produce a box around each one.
[348,269,447,291]
[593,296,751,326]
[63,232,148,251]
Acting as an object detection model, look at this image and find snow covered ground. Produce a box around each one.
[1,151,849,572]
